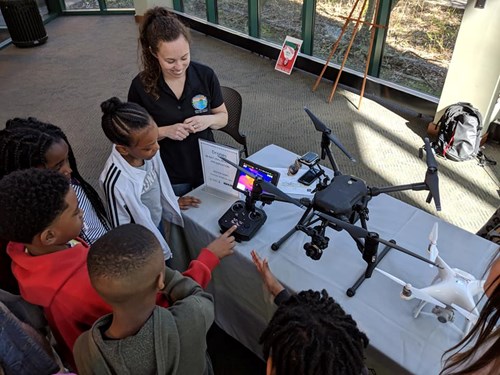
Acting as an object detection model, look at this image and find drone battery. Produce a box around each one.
[313,175,370,217]
[218,201,267,241]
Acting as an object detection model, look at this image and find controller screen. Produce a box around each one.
[235,161,276,193]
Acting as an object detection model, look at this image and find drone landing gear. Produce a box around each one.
[271,205,315,251]
[346,240,395,297]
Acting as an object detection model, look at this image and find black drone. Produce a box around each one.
[221,107,441,296]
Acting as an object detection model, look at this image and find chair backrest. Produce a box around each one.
[220,86,248,157]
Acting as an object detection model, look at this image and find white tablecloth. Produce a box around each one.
[181,144,498,374]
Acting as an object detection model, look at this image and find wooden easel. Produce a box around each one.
[312,0,385,109]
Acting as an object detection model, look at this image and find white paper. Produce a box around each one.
[199,139,240,197]
[273,167,316,196]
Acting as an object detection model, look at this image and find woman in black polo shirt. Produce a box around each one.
[128,7,228,197]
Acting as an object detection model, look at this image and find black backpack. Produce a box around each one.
[432,102,483,161]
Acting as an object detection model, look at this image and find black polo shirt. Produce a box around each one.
[128,61,224,186]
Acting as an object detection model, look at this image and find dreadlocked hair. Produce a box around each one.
[440,272,500,375]
[2,118,110,241]
[100,97,153,146]
[260,289,369,375]
[138,7,191,100]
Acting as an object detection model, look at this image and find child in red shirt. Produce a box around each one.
[0,168,236,367]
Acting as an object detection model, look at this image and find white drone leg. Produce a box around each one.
[464,320,472,336]
[414,300,427,318]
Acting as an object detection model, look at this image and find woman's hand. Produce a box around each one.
[158,123,193,141]
[177,195,201,210]
[183,115,213,133]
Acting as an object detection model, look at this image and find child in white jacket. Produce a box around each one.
[99,97,200,259]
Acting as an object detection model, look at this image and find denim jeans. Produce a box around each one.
[172,183,193,197]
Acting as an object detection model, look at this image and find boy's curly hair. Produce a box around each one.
[0,168,70,243]
[260,289,369,375]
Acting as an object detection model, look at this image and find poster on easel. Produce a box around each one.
[275,36,303,75]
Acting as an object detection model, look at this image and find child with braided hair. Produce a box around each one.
[251,250,370,375]
[0,117,110,244]
[99,96,203,260]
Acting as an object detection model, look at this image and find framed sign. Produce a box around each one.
[199,139,240,197]
[275,36,303,75]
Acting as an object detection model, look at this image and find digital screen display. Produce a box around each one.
[233,160,280,194]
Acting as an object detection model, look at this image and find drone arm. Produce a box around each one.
[377,237,441,268]
[369,182,428,197]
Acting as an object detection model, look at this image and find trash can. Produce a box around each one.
[0,0,47,47]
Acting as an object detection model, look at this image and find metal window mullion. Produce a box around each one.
[248,0,260,38]
[207,0,218,23]
[98,0,106,11]
[173,0,184,12]
[368,0,392,77]
[301,0,315,55]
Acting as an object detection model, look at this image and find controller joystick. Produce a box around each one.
[232,202,244,212]
[249,211,262,221]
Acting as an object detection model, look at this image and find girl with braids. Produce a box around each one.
[251,250,370,375]
[99,97,205,260]
[128,7,228,197]
[440,253,500,375]
[0,118,110,245]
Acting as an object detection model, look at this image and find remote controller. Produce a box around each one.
[218,200,267,241]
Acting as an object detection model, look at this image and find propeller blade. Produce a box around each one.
[258,180,303,207]
[304,107,328,132]
[427,222,439,265]
[376,269,446,307]
[375,268,407,286]
[219,157,303,207]
[411,288,446,308]
[304,107,356,162]
[428,244,438,265]
[326,133,357,162]
[451,304,479,324]
[429,222,438,244]
[423,138,441,211]
[219,156,258,179]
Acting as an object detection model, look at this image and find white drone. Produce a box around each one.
[377,222,485,336]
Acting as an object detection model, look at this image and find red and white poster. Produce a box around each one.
[275,36,303,75]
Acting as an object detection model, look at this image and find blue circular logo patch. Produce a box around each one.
[192,94,208,110]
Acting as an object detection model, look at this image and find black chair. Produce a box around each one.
[220,86,249,157]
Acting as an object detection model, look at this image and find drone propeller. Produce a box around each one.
[423,138,441,211]
[451,303,479,324]
[219,156,303,208]
[304,107,357,162]
[428,222,439,264]
[375,269,446,308]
